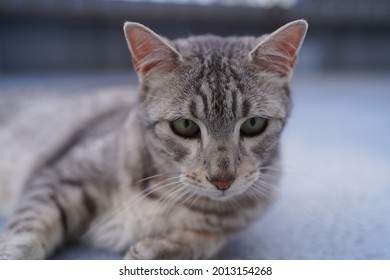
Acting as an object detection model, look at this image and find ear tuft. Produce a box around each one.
[123,22,181,79]
[249,20,308,78]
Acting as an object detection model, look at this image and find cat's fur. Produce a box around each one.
[0,20,307,259]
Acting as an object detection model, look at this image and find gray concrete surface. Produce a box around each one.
[0,71,389,259]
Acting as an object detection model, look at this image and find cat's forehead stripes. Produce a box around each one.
[173,37,287,122]
[186,58,245,123]
[184,66,287,126]
[174,36,248,118]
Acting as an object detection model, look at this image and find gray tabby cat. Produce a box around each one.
[0,19,307,259]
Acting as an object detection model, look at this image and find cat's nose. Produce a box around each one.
[207,177,235,190]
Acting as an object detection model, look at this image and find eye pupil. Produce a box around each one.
[184,119,190,128]
[250,118,256,126]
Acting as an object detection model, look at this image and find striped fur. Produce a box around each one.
[0,20,307,259]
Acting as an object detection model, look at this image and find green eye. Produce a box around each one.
[170,119,200,138]
[240,117,268,137]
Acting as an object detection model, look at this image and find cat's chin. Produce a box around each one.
[209,192,231,201]
[199,189,244,202]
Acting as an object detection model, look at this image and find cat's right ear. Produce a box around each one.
[124,22,182,80]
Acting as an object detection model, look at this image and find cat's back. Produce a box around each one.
[0,85,136,217]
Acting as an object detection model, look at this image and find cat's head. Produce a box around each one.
[124,20,307,201]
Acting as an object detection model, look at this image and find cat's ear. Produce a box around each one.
[249,20,308,78]
[124,22,182,79]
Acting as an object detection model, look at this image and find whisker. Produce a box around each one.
[83,178,184,245]
[187,191,201,210]
[249,181,275,198]
[228,196,242,211]
[136,172,181,184]
[177,187,196,209]
[146,185,189,238]
[115,180,183,216]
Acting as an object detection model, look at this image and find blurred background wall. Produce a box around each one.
[0,0,389,74]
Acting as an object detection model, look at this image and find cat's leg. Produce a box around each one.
[0,171,96,259]
[124,230,226,260]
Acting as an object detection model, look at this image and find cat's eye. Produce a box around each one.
[240,117,268,137]
[170,119,200,138]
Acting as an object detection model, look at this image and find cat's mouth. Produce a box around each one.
[195,183,245,201]
[183,174,254,201]
[209,189,229,201]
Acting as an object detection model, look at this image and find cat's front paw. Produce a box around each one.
[0,233,45,260]
[0,245,18,260]
[0,235,22,260]
[124,238,189,260]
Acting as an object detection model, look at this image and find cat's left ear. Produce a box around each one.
[124,22,183,80]
[249,20,308,79]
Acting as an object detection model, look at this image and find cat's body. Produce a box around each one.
[0,20,307,259]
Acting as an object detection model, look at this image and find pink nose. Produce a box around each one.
[210,180,234,190]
